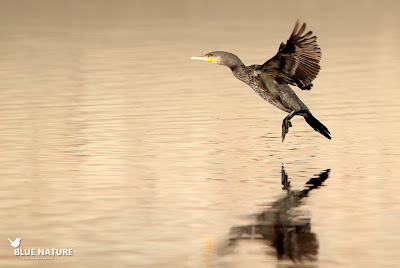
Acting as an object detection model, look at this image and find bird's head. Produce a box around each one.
[191,51,243,68]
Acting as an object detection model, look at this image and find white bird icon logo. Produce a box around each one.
[8,238,22,248]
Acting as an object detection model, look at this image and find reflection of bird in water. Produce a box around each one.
[192,21,331,141]
[225,166,330,262]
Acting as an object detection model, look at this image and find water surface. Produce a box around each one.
[0,1,400,267]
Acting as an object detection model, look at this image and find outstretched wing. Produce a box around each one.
[257,21,321,90]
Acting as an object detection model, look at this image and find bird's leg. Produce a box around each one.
[282,110,297,142]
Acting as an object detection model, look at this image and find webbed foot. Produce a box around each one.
[281,110,297,142]
[282,118,292,142]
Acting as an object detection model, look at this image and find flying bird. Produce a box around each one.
[8,238,22,248]
[191,21,331,141]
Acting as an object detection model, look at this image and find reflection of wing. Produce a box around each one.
[257,21,321,90]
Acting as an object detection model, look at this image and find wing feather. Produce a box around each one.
[258,21,321,90]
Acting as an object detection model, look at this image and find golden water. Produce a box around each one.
[1,1,400,267]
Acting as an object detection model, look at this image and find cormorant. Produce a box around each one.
[191,21,331,141]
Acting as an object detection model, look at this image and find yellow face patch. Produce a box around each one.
[205,55,213,63]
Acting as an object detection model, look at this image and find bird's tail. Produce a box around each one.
[8,238,12,243]
[304,111,331,139]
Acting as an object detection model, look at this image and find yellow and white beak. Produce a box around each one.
[190,56,213,63]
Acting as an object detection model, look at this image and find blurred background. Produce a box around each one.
[0,0,399,267]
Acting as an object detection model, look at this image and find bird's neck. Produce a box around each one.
[230,63,245,70]
[231,64,250,84]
